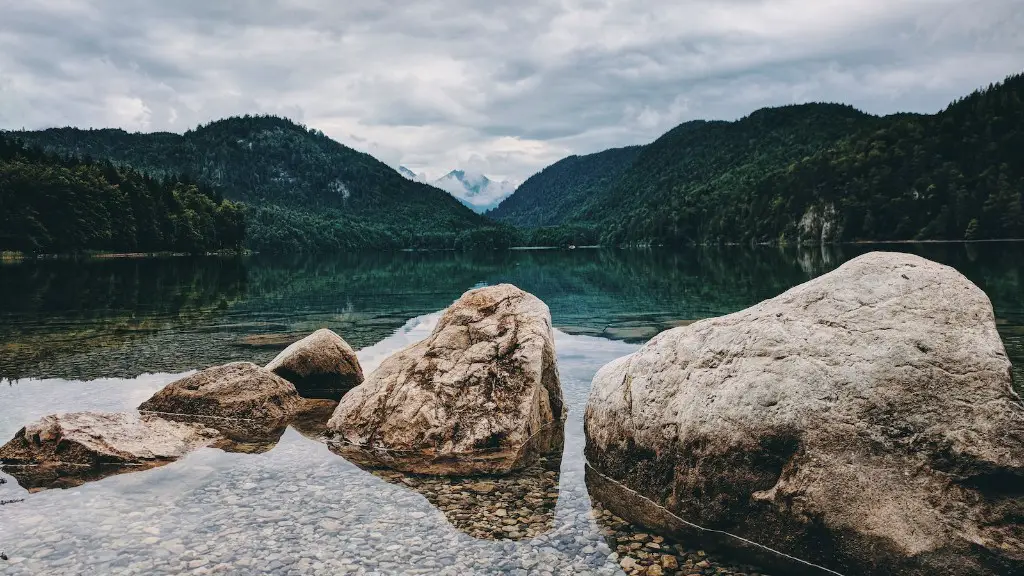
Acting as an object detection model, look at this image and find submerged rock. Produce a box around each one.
[584,251,1024,576]
[363,454,562,541]
[0,412,218,491]
[266,329,364,400]
[139,362,301,442]
[289,398,340,440]
[327,284,565,475]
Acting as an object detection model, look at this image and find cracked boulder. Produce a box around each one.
[327,284,565,475]
[139,362,302,443]
[584,251,1024,576]
[266,328,364,400]
[0,412,219,491]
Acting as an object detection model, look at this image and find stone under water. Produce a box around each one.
[585,251,1024,576]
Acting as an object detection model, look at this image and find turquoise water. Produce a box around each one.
[1,245,1021,574]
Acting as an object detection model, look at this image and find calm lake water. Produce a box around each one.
[1,245,1021,575]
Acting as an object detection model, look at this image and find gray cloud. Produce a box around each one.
[0,0,1021,181]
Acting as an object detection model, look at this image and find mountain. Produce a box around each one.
[491,72,1024,246]
[432,170,518,213]
[0,136,243,253]
[6,115,490,253]
[397,166,517,213]
[487,146,643,227]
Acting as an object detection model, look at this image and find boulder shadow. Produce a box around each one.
[327,419,566,541]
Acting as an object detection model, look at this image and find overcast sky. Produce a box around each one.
[1,0,1021,182]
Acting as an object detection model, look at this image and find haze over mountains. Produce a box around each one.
[397,167,518,213]
[2,71,1022,254]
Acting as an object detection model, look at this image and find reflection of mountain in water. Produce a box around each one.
[2,245,1022,387]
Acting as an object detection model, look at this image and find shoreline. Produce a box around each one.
[4,238,1022,261]
[1,250,252,262]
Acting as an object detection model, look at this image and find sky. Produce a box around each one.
[1,0,1022,183]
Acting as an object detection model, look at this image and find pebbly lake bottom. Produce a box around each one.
[0,316,767,576]
[1,244,1022,575]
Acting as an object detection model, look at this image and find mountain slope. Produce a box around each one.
[0,136,243,253]
[589,103,882,244]
[492,72,1024,246]
[7,115,488,252]
[488,146,643,227]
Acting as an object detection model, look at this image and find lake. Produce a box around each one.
[1,244,1021,575]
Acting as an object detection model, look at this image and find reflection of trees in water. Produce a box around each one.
[3,245,1022,384]
[0,257,248,381]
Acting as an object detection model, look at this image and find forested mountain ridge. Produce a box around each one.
[492,72,1024,246]
[0,137,244,253]
[487,145,643,228]
[7,115,490,252]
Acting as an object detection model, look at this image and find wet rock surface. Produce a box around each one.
[139,362,301,442]
[585,252,1024,575]
[328,284,565,475]
[0,412,219,491]
[266,329,364,400]
[0,325,774,575]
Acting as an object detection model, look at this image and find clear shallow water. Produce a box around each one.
[1,320,640,575]
[1,245,1022,574]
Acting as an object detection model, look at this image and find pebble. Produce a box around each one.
[0,331,772,576]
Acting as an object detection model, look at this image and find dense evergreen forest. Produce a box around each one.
[7,115,489,253]
[4,73,1021,252]
[487,145,643,228]
[492,72,1024,246]
[0,137,244,254]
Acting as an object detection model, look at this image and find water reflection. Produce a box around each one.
[3,244,1022,385]
[0,328,650,575]
[362,454,562,541]
[1,244,1022,573]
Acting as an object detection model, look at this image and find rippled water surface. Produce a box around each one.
[1,245,1022,574]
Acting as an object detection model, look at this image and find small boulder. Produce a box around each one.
[327,284,565,475]
[139,362,301,441]
[0,412,218,491]
[265,328,363,399]
[585,252,1024,576]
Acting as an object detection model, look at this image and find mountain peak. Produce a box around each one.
[397,166,518,214]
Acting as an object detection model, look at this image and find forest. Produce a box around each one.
[8,115,490,253]
[0,137,244,254]
[491,72,1024,246]
[3,73,1022,253]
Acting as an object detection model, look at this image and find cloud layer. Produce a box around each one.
[1,0,1021,181]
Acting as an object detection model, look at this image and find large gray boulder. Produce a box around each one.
[266,329,364,400]
[139,362,301,442]
[0,412,218,491]
[327,284,565,475]
[584,252,1024,576]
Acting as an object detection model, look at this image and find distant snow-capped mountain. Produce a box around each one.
[397,166,517,214]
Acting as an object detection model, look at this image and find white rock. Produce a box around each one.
[328,284,565,475]
[585,251,1024,576]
